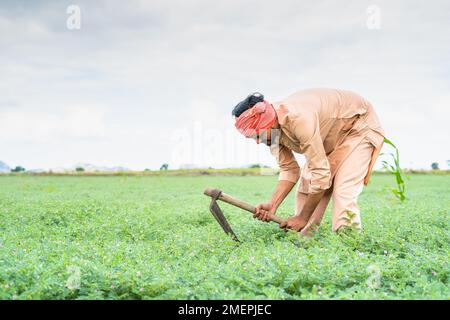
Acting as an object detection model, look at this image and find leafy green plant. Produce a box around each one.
[381,138,406,201]
[0,174,448,299]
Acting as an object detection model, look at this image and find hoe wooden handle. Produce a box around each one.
[204,188,285,225]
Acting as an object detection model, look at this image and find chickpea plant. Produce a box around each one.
[0,174,448,299]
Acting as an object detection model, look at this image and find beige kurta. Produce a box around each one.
[270,88,385,231]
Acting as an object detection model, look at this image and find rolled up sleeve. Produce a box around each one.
[293,112,332,194]
[270,143,300,183]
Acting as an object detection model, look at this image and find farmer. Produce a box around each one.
[232,88,385,235]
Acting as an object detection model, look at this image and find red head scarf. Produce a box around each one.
[234,100,276,138]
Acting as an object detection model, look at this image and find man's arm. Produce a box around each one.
[254,180,295,221]
[254,145,299,222]
[301,191,326,218]
[280,111,331,231]
[270,180,296,210]
[279,191,326,231]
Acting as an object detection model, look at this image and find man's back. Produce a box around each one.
[277,88,371,120]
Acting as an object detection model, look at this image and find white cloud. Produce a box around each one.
[0,0,449,169]
[0,105,107,143]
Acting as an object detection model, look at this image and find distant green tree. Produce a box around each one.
[11,166,25,172]
[431,162,439,170]
[75,167,85,172]
[160,164,169,170]
[249,164,261,168]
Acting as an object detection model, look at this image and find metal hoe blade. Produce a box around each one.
[208,189,240,242]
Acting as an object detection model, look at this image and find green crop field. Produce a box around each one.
[0,174,448,299]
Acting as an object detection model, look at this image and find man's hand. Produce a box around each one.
[254,181,296,223]
[254,202,276,222]
[279,215,308,232]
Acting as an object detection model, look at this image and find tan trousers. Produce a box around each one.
[296,137,375,233]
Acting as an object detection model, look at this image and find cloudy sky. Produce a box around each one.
[1,0,449,170]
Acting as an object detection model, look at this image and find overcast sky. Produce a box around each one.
[1,0,449,170]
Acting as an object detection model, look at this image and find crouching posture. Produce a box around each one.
[232,88,385,235]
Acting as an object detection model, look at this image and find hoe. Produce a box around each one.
[204,188,287,242]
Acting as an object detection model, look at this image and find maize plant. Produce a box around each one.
[381,138,406,201]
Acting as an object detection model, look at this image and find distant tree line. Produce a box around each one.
[160,164,169,170]
[249,164,270,169]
